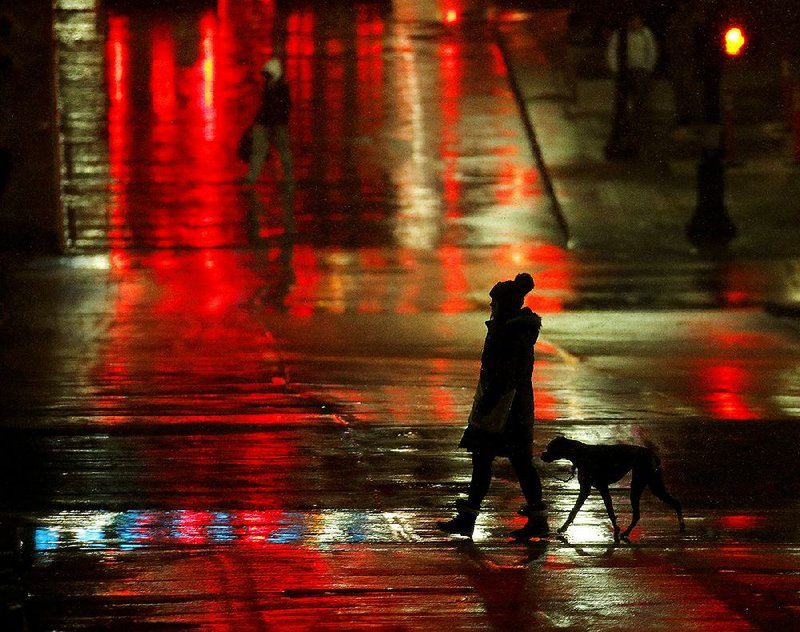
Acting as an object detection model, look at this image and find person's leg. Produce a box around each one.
[509,452,544,510]
[246,124,269,183]
[438,451,494,537]
[273,125,293,182]
[466,451,494,510]
[509,451,548,539]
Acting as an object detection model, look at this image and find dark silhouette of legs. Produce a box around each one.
[648,471,685,532]
[597,485,620,541]
[509,452,548,539]
[438,451,493,538]
[466,451,494,510]
[509,452,543,510]
[558,482,591,533]
[623,475,647,538]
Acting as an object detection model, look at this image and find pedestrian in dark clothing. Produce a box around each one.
[244,58,293,184]
[438,273,548,540]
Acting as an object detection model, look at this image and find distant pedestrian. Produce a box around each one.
[666,0,705,126]
[438,273,548,541]
[243,58,293,185]
[606,14,658,151]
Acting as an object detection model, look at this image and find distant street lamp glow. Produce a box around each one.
[724,27,745,56]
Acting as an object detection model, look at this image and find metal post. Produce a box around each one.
[686,5,736,247]
[604,3,633,159]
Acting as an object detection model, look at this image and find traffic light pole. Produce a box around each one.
[686,7,737,248]
[604,5,633,159]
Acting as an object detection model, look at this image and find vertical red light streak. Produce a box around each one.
[106,15,131,248]
[151,24,177,120]
[286,9,315,182]
[429,358,456,422]
[199,12,217,142]
[356,5,385,214]
[439,41,462,220]
[323,51,344,185]
[107,17,130,182]
[438,245,469,313]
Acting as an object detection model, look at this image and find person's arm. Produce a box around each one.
[477,335,521,412]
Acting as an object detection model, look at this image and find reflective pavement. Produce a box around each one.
[2,0,800,629]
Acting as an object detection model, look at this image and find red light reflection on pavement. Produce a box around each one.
[429,358,458,422]
[694,329,766,420]
[438,245,470,313]
[718,514,763,530]
[701,364,761,420]
[532,365,559,420]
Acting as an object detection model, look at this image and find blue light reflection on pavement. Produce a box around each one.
[31,509,417,554]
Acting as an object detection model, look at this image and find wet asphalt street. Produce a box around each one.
[2,0,800,629]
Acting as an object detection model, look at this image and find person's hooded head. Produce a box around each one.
[261,58,282,81]
[489,272,534,320]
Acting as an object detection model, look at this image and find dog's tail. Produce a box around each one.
[632,426,663,471]
[650,452,662,472]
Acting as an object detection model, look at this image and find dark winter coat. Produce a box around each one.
[255,77,290,126]
[459,307,541,457]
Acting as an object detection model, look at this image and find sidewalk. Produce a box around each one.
[496,9,800,267]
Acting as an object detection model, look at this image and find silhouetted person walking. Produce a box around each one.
[244,58,293,185]
[438,273,548,540]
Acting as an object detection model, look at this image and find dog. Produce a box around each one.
[541,436,685,541]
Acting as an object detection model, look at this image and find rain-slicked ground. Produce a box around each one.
[2,0,800,629]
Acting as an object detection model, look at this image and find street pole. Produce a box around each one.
[604,2,633,159]
[686,4,736,248]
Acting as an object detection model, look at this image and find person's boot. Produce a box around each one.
[510,504,549,540]
[437,499,479,538]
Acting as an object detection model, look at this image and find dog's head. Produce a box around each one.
[541,436,579,463]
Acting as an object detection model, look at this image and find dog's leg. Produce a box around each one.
[622,476,647,539]
[558,482,590,534]
[597,485,620,541]
[649,471,685,532]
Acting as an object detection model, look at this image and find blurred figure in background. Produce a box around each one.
[244,58,293,185]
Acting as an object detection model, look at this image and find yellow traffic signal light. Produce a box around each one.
[724,27,746,56]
